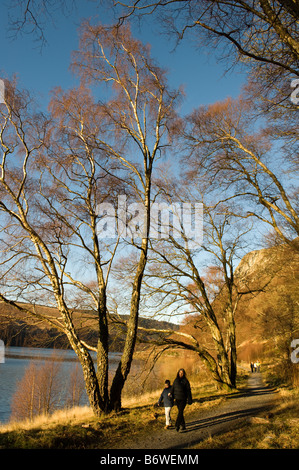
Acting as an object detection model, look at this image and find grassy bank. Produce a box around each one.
[0,381,228,449]
[1,374,298,449]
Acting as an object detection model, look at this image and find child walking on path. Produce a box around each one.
[158,380,174,429]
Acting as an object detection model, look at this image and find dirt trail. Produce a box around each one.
[116,373,279,449]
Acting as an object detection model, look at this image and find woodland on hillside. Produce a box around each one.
[178,239,299,386]
[0,302,178,351]
[0,1,298,415]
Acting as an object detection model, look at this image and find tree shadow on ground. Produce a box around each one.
[194,382,278,406]
[170,403,276,449]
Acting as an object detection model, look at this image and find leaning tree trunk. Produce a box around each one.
[227,307,237,387]
[109,181,151,411]
[58,294,105,416]
[109,239,148,411]
[96,310,110,412]
[205,313,235,390]
[197,348,234,392]
[66,327,103,417]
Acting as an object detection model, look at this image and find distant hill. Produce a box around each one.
[0,302,178,352]
[234,239,299,362]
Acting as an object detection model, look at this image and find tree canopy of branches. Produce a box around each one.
[182,95,299,247]
[116,1,299,72]
[115,1,299,113]
[6,0,75,46]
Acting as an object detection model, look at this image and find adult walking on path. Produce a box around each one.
[169,369,192,432]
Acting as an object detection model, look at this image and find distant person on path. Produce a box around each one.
[256,360,261,372]
[250,362,254,373]
[169,368,192,432]
[157,379,174,429]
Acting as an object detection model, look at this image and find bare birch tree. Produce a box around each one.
[11,357,62,421]
[0,24,181,413]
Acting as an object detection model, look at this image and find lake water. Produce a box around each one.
[0,346,122,423]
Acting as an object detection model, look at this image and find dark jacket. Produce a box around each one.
[158,387,174,408]
[170,377,192,404]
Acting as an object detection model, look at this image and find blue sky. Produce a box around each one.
[0,1,247,114]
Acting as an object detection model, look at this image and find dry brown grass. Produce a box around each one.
[0,369,224,449]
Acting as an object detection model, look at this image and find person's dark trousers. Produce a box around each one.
[175,399,187,430]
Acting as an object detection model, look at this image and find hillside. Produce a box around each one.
[0,302,178,352]
[178,238,299,380]
[234,239,299,364]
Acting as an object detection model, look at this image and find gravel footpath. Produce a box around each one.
[115,373,279,449]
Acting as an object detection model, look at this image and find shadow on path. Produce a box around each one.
[170,405,274,449]
[195,385,277,405]
[168,374,278,449]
